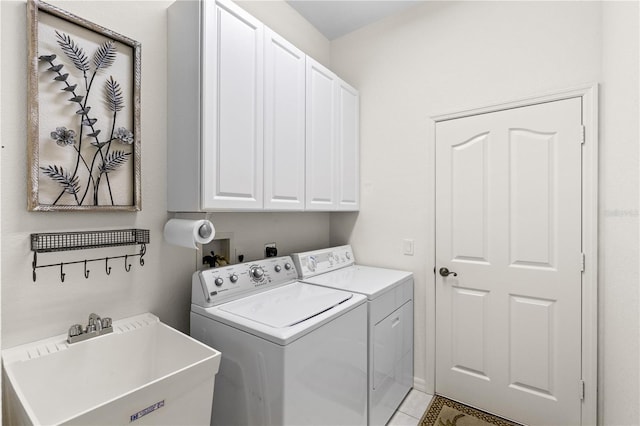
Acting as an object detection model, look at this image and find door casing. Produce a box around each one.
[424,84,598,425]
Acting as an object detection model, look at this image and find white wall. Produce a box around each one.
[1,0,177,349]
[600,2,640,423]
[0,0,3,420]
[330,1,638,424]
[0,0,331,352]
[178,211,330,266]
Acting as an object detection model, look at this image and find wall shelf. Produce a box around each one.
[30,229,150,282]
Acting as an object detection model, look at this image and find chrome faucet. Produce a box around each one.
[68,313,113,344]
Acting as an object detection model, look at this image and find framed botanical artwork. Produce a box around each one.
[27,0,141,211]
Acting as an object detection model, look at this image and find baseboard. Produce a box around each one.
[413,377,428,393]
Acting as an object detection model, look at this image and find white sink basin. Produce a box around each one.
[2,313,221,425]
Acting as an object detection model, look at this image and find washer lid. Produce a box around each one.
[219,282,353,328]
[301,265,413,299]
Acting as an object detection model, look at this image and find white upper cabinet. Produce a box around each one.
[336,80,360,211]
[306,58,360,211]
[201,0,264,210]
[168,0,358,212]
[305,57,337,211]
[263,28,306,210]
[168,0,263,211]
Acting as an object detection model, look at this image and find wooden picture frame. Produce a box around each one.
[27,0,141,211]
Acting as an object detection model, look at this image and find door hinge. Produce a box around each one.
[580,126,586,144]
[581,252,585,272]
[579,380,585,400]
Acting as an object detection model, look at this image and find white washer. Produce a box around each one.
[292,246,414,426]
[190,256,368,426]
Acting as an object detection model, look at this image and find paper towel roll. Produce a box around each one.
[163,219,215,249]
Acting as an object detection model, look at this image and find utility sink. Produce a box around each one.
[2,313,221,425]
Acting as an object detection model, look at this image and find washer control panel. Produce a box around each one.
[193,256,298,307]
[291,245,355,279]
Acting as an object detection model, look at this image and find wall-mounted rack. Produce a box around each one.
[30,229,150,283]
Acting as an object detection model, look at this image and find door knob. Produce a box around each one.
[439,267,457,277]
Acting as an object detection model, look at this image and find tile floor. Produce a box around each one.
[387,389,433,426]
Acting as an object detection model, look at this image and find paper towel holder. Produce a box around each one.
[164,218,215,249]
[198,222,213,239]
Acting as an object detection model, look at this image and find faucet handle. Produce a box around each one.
[68,324,83,338]
[101,317,112,329]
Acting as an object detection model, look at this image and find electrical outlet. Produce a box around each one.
[265,243,277,258]
[235,248,244,263]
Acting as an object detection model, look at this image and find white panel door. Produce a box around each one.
[305,57,337,210]
[336,79,360,211]
[263,28,305,210]
[201,0,263,210]
[435,98,583,425]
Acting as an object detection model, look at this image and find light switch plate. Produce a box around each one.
[403,239,414,256]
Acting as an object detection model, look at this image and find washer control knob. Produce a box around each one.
[284,263,292,270]
[345,252,352,260]
[250,266,265,280]
[274,265,282,273]
[229,274,239,283]
[214,277,224,287]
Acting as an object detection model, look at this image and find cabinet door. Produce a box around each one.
[263,28,305,210]
[336,80,360,211]
[305,57,337,210]
[201,0,264,210]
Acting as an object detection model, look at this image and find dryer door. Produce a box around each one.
[371,300,414,425]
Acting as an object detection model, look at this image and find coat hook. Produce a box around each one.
[139,243,147,266]
[60,263,66,283]
[124,255,132,272]
[84,259,90,279]
[105,258,112,275]
[32,252,38,282]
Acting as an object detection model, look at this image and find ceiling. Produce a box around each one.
[286,1,422,40]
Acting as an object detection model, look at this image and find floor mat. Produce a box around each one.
[419,395,523,426]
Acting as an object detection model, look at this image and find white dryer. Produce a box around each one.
[190,255,368,426]
[292,246,413,426]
